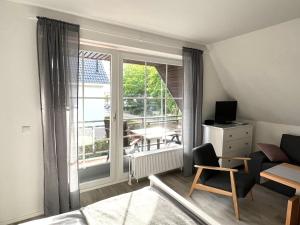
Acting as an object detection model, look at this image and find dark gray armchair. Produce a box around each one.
[188,143,255,220]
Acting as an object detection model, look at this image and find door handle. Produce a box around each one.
[113,112,117,121]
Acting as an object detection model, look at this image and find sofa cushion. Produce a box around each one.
[257,143,289,162]
[203,171,255,198]
[280,134,300,165]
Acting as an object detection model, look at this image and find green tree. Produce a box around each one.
[123,64,180,116]
[123,64,145,97]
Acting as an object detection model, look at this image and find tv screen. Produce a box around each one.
[215,101,237,123]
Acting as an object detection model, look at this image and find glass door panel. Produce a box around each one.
[122,59,183,173]
[122,60,145,172]
[165,65,183,149]
[78,50,112,183]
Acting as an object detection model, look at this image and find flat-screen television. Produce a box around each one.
[215,101,237,124]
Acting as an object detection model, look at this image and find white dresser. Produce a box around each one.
[202,123,253,168]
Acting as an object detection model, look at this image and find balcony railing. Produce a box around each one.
[78,115,182,167]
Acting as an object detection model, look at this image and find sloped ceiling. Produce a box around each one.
[208,19,300,125]
[8,0,300,43]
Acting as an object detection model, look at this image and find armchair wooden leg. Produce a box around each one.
[248,190,254,201]
[230,171,240,220]
[243,160,254,201]
[188,168,203,197]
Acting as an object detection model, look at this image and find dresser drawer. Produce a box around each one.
[221,158,241,168]
[220,150,250,168]
[224,138,252,153]
[223,126,252,141]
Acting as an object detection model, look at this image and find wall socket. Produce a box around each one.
[21,125,32,133]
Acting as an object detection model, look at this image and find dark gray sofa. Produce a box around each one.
[249,134,300,197]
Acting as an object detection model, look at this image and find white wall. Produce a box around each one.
[202,53,231,121]
[253,121,300,148]
[208,18,300,126]
[0,1,227,224]
[0,2,44,225]
[208,18,300,150]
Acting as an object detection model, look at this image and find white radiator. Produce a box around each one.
[128,148,183,185]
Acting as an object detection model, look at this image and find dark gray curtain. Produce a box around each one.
[37,17,80,216]
[182,47,203,176]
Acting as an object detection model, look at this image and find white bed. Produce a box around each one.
[21,176,219,225]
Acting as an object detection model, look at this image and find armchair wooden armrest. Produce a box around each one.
[218,156,251,161]
[194,165,238,172]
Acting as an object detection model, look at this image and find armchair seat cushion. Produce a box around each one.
[203,171,255,198]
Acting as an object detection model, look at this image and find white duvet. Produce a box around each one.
[21,187,206,225]
[82,187,201,225]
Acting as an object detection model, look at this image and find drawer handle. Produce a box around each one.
[229,135,233,137]
[246,132,249,134]
[229,146,232,149]
[245,143,248,145]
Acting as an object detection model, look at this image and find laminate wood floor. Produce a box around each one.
[81,171,288,225]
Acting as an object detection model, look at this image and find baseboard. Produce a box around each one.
[0,210,43,225]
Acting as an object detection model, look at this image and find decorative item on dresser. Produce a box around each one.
[202,123,253,168]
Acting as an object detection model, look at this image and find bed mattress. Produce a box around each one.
[21,178,213,225]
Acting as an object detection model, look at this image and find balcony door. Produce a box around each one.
[78,46,183,190]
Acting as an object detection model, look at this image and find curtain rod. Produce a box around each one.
[28,16,195,51]
[36,16,79,28]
